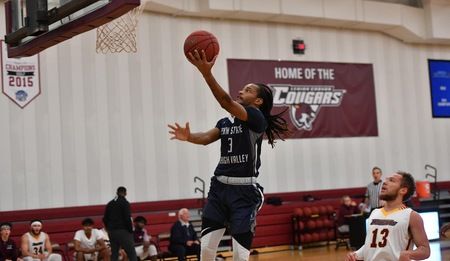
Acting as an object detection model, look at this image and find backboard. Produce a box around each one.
[4,0,140,58]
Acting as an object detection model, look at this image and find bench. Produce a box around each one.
[0,186,369,259]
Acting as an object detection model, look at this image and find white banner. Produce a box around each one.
[1,41,41,108]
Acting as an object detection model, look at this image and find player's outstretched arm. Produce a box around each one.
[399,211,430,261]
[187,50,248,121]
[168,122,220,145]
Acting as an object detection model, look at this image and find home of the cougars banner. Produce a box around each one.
[227,59,378,138]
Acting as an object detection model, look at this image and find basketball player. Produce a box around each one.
[168,50,289,261]
[345,172,430,261]
[21,220,62,261]
[73,218,109,261]
[133,216,157,261]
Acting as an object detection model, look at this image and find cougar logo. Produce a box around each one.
[270,84,345,131]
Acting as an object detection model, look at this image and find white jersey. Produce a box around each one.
[355,206,413,261]
[25,232,48,255]
[74,229,104,250]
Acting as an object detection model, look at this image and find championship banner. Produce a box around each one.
[227,59,378,138]
[1,41,41,109]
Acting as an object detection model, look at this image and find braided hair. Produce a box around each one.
[255,83,290,147]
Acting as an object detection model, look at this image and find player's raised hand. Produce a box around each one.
[168,122,191,141]
[187,50,217,76]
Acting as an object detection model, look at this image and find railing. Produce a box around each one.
[425,164,438,200]
[194,176,206,215]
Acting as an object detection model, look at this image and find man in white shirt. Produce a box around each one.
[346,172,430,261]
[74,218,109,261]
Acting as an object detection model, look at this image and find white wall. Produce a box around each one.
[1,4,450,211]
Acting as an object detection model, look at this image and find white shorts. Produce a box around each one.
[135,245,157,259]
[23,253,62,261]
[73,251,98,261]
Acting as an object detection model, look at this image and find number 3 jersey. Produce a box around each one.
[214,106,267,178]
[355,206,413,261]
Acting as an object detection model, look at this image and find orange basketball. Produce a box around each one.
[183,30,220,62]
[327,229,336,240]
[311,232,320,242]
[307,220,316,230]
[319,231,328,241]
[315,219,324,229]
[303,207,312,217]
[326,205,335,214]
[294,208,304,217]
[299,221,305,230]
[303,233,312,243]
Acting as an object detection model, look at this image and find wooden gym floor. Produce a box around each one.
[221,241,450,261]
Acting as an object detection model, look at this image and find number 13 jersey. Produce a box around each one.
[356,206,413,261]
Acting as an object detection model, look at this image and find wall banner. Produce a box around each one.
[227,59,378,138]
[1,41,41,109]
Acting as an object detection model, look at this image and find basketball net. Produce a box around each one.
[96,3,145,54]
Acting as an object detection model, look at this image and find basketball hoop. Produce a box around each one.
[96,2,145,54]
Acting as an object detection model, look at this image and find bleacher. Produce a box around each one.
[0,186,376,260]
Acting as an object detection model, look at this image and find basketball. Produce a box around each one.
[303,207,312,217]
[315,219,324,229]
[307,220,316,230]
[294,208,304,217]
[184,30,220,62]
[319,206,328,215]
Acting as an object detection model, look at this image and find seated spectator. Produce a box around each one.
[337,196,361,233]
[74,218,109,261]
[0,222,21,261]
[133,216,157,261]
[21,220,62,261]
[100,228,127,261]
[169,208,200,261]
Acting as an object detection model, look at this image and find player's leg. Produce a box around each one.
[201,179,229,261]
[169,244,186,261]
[47,253,62,261]
[201,217,226,261]
[231,232,253,261]
[148,244,158,261]
[229,184,264,261]
[75,251,84,261]
[22,257,40,261]
[109,232,120,261]
[117,231,137,261]
[134,245,146,260]
[98,247,110,261]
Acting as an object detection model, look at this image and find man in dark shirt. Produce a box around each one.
[103,187,137,261]
[337,196,361,233]
[0,222,20,261]
[169,209,200,261]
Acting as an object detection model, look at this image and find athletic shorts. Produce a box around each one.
[202,177,264,235]
[135,244,157,259]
